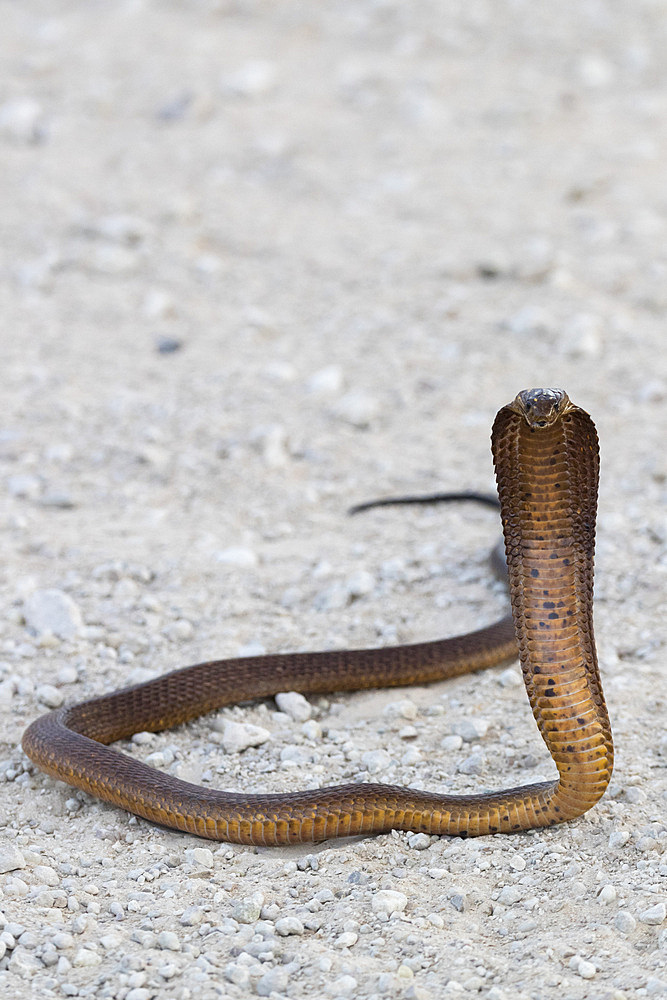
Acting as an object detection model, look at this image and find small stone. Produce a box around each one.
[330,975,357,995]
[452,718,489,742]
[384,699,418,721]
[408,833,431,851]
[36,684,65,709]
[498,667,522,687]
[184,847,214,868]
[0,845,26,874]
[0,97,45,143]
[72,947,101,967]
[345,569,375,598]
[614,911,637,934]
[577,959,597,979]
[306,365,344,394]
[275,916,304,936]
[441,735,463,751]
[301,720,321,740]
[598,884,617,903]
[23,589,82,639]
[372,890,408,915]
[509,854,527,872]
[275,691,312,721]
[497,885,523,905]
[179,906,204,926]
[231,893,263,923]
[333,390,379,428]
[639,903,666,926]
[335,931,358,948]
[7,474,41,499]
[457,753,484,775]
[222,60,276,98]
[217,720,271,754]
[163,619,194,641]
[250,423,289,467]
[33,865,59,886]
[256,965,289,996]
[216,546,258,567]
[609,831,631,849]
[225,963,250,987]
[157,930,180,951]
[361,749,392,774]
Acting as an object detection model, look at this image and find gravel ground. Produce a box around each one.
[1,2,666,998]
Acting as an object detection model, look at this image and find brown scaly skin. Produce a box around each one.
[22,388,613,844]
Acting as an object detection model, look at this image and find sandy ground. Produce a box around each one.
[0,1,666,998]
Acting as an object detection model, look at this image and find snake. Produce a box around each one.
[22,388,613,845]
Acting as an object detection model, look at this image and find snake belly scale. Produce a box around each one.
[22,388,613,844]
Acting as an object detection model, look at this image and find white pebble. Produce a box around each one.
[36,684,64,709]
[335,931,358,948]
[614,911,636,934]
[179,906,204,926]
[306,365,344,394]
[453,718,489,742]
[216,546,258,567]
[184,847,214,869]
[275,691,312,721]
[232,893,264,923]
[313,582,350,611]
[345,569,375,597]
[72,947,101,967]
[7,474,41,498]
[256,966,289,996]
[33,865,59,886]
[163,619,194,642]
[509,855,527,872]
[577,959,597,979]
[157,931,180,951]
[640,903,666,926]
[498,667,522,687]
[217,720,271,754]
[361,749,392,774]
[609,831,631,849]
[598,884,617,903]
[222,59,276,97]
[0,679,17,704]
[372,889,408,915]
[441,735,463,751]
[408,833,431,851]
[56,665,78,685]
[333,390,379,428]
[251,423,289,467]
[274,916,304,936]
[23,589,82,639]
[0,846,26,874]
[225,963,250,987]
[330,975,357,995]
[301,720,322,740]
[457,753,484,775]
[384,699,418,721]
[0,97,44,142]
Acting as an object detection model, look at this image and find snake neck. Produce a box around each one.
[492,405,613,820]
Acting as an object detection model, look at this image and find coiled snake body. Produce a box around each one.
[22,388,613,844]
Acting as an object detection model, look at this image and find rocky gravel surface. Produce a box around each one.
[0,2,666,998]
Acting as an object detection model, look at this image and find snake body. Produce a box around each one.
[22,388,613,844]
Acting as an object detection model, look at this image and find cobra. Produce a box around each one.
[22,388,613,844]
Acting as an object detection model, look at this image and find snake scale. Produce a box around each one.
[22,388,613,844]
